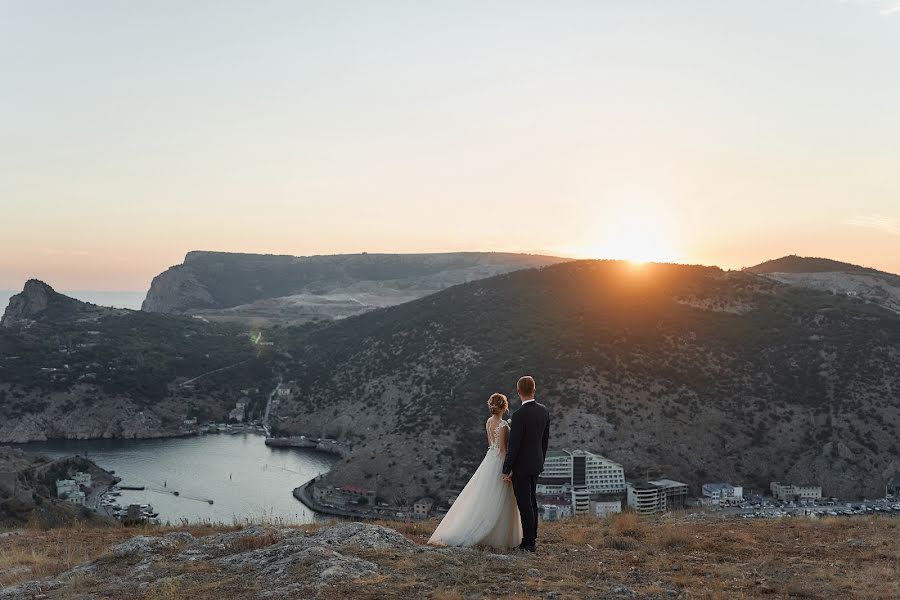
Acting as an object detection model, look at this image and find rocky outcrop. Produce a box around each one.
[1,279,120,328]
[0,523,422,599]
[2,280,79,328]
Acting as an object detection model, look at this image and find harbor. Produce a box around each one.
[20,431,337,525]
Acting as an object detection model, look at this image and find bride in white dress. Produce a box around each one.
[428,393,522,550]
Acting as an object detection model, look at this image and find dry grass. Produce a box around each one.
[1,514,899,599]
[225,531,278,552]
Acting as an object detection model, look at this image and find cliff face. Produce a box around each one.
[141,251,566,325]
[141,265,217,314]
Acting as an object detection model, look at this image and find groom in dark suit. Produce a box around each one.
[501,375,550,552]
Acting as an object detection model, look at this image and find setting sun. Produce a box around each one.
[575,207,682,265]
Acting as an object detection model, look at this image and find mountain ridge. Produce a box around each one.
[141,250,567,325]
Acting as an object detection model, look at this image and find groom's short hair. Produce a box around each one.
[517,375,536,397]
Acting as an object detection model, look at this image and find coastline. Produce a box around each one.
[293,477,379,521]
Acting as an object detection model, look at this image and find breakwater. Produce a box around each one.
[265,436,351,458]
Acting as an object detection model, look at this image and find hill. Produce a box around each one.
[269,260,900,502]
[747,255,900,315]
[1,515,897,599]
[746,254,885,275]
[0,281,274,443]
[142,251,566,325]
[0,448,117,528]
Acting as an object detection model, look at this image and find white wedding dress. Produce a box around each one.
[428,419,522,550]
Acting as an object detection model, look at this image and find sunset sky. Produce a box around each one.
[2,1,899,291]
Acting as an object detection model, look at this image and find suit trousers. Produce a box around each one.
[511,472,539,547]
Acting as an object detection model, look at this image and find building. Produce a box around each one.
[539,450,626,495]
[229,401,247,423]
[589,494,622,518]
[413,497,435,519]
[65,491,86,505]
[770,482,822,501]
[55,479,78,498]
[626,479,690,514]
[73,471,92,487]
[541,503,573,521]
[312,484,376,508]
[702,483,743,505]
[885,474,900,497]
[649,479,689,510]
[55,479,86,505]
[627,481,666,515]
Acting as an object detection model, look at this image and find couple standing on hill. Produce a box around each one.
[428,376,550,552]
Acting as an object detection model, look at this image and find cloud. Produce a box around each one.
[847,215,900,235]
[841,0,900,15]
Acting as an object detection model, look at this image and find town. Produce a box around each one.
[297,448,900,524]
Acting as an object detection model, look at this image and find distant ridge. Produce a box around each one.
[746,255,900,315]
[142,250,567,325]
[746,255,888,276]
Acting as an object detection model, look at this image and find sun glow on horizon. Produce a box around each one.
[569,203,683,265]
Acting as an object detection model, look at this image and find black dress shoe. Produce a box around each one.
[522,545,536,552]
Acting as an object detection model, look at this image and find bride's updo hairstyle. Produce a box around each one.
[488,393,508,416]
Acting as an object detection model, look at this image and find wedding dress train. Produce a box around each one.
[428,420,522,550]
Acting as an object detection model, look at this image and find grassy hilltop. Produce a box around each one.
[0,513,897,599]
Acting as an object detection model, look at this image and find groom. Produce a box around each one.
[501,375,550,552]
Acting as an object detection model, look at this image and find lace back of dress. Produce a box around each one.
[489,420,505,452]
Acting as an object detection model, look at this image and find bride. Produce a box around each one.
[428,393,522,550]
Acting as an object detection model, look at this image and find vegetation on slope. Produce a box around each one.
[746,255,887,275]
[0,282,276,438]
[272,260,900,501]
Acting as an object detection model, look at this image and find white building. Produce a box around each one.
[702,483,743,505]
[66,491,86,506]
[572,488,591,514]
[770,482,822,501]
[590,498,622,518]
[541,503,573,521]
[229,401,247,423]
[56,479,78,498]
[539,450,626,495]
[73,471,91,487]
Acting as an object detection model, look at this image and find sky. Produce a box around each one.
[1,0,899,291]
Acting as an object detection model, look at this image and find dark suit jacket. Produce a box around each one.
[502,401,550,476]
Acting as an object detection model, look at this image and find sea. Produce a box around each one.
[18,433,336,525]
[0,290,147,311]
